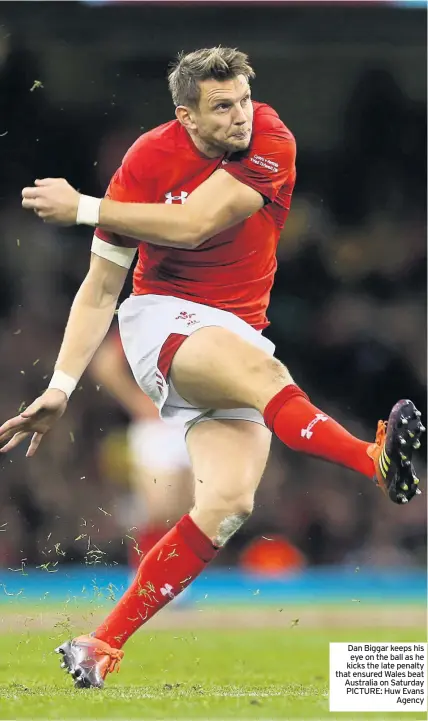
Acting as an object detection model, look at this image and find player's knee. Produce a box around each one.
[191,489,254,545]
[247,355,286,383]
[261,356,291,384]
[214,508,252,547]
[247,356,293,407]
[212,492,254,545]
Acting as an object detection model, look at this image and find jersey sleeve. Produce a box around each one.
[223,130,296,204]
[92,139,154,262]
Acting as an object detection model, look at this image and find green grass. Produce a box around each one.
[0,625,426,720]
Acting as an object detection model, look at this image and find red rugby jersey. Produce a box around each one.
[95,101,296,330]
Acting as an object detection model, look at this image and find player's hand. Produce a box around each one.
[21,178,80,225]
[0,389,68,457]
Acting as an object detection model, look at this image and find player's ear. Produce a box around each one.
[175,105,197,132]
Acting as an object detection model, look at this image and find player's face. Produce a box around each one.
[190,75,253,156]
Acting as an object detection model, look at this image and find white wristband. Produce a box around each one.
[48,371,77,399]
[76,195,102,227]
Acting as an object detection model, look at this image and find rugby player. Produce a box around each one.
[0,47,424,688]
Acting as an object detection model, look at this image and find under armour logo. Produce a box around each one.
[165,191,188,204]
[301,413,328,439]
[160,583,175,599]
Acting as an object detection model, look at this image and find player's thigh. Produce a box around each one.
[186,418,271,515]
[170,326,292,411]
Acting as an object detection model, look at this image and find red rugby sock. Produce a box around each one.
[263,385,374,478]
[95,515,218,648]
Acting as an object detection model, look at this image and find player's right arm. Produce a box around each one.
[0,252,130,457]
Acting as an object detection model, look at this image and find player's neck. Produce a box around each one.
[186,129,224,159]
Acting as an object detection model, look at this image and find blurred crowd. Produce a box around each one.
[0,5,426,571]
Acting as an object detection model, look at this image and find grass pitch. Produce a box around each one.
[0,619,426,720]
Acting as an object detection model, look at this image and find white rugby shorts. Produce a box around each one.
[118,294,275,436]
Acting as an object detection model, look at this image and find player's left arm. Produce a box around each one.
[21,133,295,248]
[21,174,263,249]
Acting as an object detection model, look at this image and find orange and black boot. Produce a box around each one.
[368,399,424,504]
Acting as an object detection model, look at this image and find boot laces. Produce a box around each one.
[94,645,124,674]
[375,420,387,447]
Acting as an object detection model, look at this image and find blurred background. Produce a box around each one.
[0,1,426,607]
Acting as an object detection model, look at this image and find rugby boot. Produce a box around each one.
[55,634,124,688]
[367,399,424,504]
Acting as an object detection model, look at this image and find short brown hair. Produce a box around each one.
[168,46,255,107]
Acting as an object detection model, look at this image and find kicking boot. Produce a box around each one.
[367,399,425,504]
